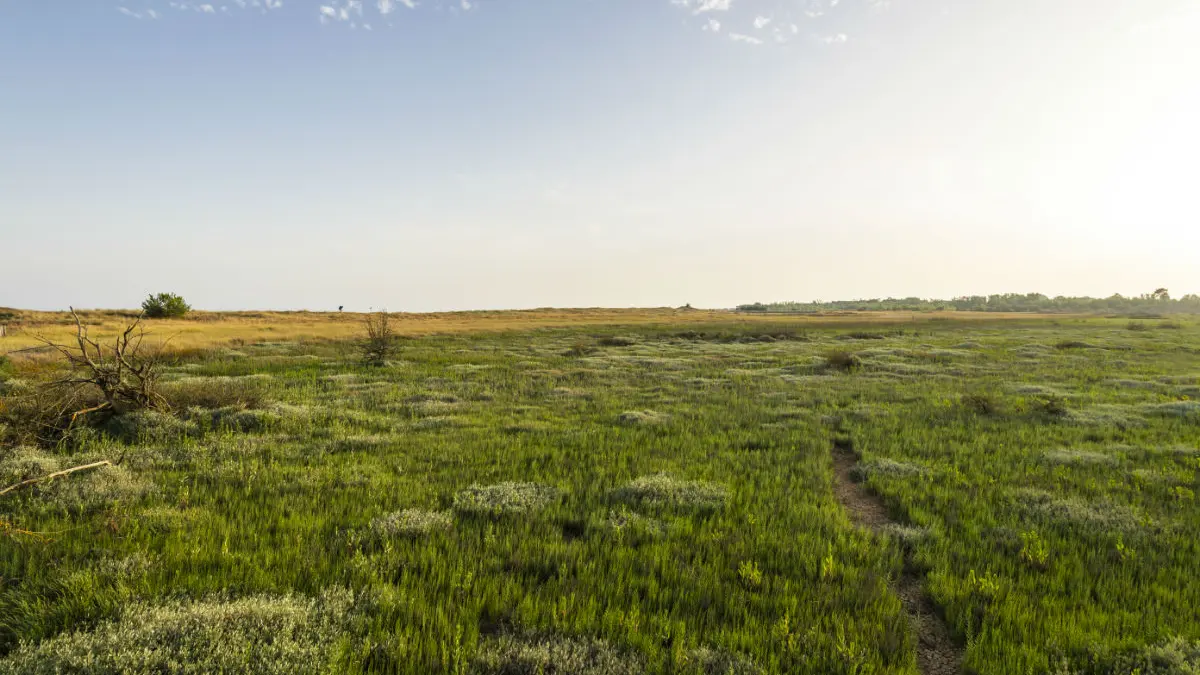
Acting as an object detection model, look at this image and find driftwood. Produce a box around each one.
[36,307,169,422]
[0,460,112,497]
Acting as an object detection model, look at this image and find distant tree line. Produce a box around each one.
[737,290,1200,315]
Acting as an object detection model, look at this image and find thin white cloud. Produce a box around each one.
[672,0,733,15]
[730,32,762,44]
[117,6,143,18]
[821,32,848,44]
[377,0,394,14]
[753,15,770,28]
[704,17,720,32]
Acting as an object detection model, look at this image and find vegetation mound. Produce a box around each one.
[472,632,644,675]
[369,508,453,538]
[612,473,727,511]
[0,590,354,675]
[453,482,560,515]
[616,410,667,426]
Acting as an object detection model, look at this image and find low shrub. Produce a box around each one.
[880,523,931,555]
[1017,490,1145,536]
[161,377,267,411]
[1033,395,1071,418]
[369,508,453,538]
[1056,637,1200,675]
[961,392,1002,415]
[453,482,559,515]
[685,647,763,675]
[1143,401,1200,419]
[850,458,927,482]
[473,632,644,675]
[823,350,863,372]
[0,447,149,512]
[1042,449,1119,467]
[616,410,667,426]
[563,341,598,357]
[0,590,355,675]
[1055,340,1096,350]
[597,336,637,347]
[839,332,887,340]
[593,507,663,542]
[612,473,727,511]
[103,409,197,443]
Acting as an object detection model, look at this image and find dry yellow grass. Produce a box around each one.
[0,307,1071,357]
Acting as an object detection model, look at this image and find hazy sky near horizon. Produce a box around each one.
[2,0,1197,311]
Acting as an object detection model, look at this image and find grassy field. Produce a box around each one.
[1,312,1198,674]
[0,308,1072,355]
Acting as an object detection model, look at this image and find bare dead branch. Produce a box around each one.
[0,460,112,498]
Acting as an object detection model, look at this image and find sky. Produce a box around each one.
[1,0,1198,311]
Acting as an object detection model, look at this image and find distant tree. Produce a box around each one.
[141,293,191,319]
[1153,288,1171,301]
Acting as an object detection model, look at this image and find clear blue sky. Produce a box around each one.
[2,0,1197,311]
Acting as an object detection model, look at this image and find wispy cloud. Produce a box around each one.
[672,0,734,15]
[670,0,867,46]
[115,0,859,38]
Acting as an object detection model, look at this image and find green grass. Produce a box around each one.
[1,317,1198,673]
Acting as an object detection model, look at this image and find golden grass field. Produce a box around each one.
[0,307,1079,358]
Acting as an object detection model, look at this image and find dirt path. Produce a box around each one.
[831,444,964,675]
